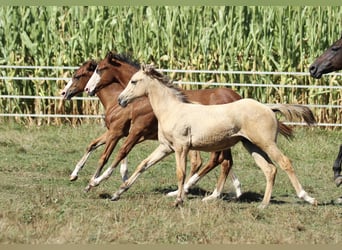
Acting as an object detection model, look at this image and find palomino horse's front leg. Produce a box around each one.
[110,144,173,201]
[173,147,189,207]
[70,132,107,181]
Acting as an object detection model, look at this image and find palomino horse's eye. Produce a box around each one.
[131,80,137,85]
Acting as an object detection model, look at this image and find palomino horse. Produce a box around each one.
[83,52,244,199]
[113,65,318,208]
[84,52,294,201]
[63,53,248,199]
[309,34,342,188]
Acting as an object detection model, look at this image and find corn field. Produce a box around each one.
[0,6,341,126]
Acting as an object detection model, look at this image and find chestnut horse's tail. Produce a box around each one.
[277,121,293,140]
[270,104,316,140]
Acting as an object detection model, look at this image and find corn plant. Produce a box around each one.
[0,6,341,126]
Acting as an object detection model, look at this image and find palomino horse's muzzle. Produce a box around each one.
[118,96,128,107]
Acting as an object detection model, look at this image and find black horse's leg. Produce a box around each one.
[333,144,342,187]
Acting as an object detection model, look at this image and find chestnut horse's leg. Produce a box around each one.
[69,132,107,181]
[120,157,129,182]
[202,149,239,201]
[188,150,203,177]
[110,144,173,201]
[167,149,242,199]
[85,126,152,192]
[333,144,342,187]
[84,131,124,192]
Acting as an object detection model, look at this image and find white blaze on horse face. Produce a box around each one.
[85,66,101,93]
[61,79,73,97]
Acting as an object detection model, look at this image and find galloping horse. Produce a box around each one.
[114,66,317,208]
[81,52,244,199]
[309,34,342,188]
[61,60,129,182]
[84,52,295,201]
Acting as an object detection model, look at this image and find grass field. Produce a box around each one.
[0,122,341,244]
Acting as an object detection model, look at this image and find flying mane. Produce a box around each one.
[107,51,141,70]
[142,64,191,103]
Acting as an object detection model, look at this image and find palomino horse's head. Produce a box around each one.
[309,34,342,79]
[118,64,156,107]
[61,60,97,100]
[85,51,139,96]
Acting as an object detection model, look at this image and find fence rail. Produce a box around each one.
[0,65,341,128]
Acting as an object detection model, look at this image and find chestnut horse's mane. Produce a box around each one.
[142,64,191,103]
[107,51,141,70]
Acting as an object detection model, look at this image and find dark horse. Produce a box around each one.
[309,34,342,188]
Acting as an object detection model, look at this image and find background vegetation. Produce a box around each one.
[0,123,341,243]
[0,6,341,126]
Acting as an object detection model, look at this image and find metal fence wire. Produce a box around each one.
[0,65,341,128]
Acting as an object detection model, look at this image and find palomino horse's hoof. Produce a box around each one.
[257,203,269,209]
[69,175,78,181]
[111,194,120,201]
[335,175,342,187]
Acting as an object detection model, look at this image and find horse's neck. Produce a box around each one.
[147,79,183,119]
[113,65,138,88]
[96,84,123,110]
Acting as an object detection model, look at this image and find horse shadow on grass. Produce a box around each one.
[154,186,287,205]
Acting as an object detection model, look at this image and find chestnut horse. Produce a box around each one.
[309,34,342,188]
[115,65,317,208]
[61,60,129,182]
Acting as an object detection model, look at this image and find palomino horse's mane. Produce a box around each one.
[142,64,191,103]
[107,51,140,69]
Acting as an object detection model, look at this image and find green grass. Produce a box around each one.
[0,123,341,244]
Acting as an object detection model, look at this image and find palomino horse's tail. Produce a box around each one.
[270,104,316,139]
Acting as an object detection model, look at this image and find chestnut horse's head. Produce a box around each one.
[85,51,140,96]
[309,34,342,79]
[61,60,97,100]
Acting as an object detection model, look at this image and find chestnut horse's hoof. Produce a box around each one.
[69,175,78,181]
[173,198,184,207]
[334,175,342,187]
[84,185,92,193]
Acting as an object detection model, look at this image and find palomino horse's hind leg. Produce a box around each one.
[263,143,317,206]
[242,140,277,208]
[69,131,107,181]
